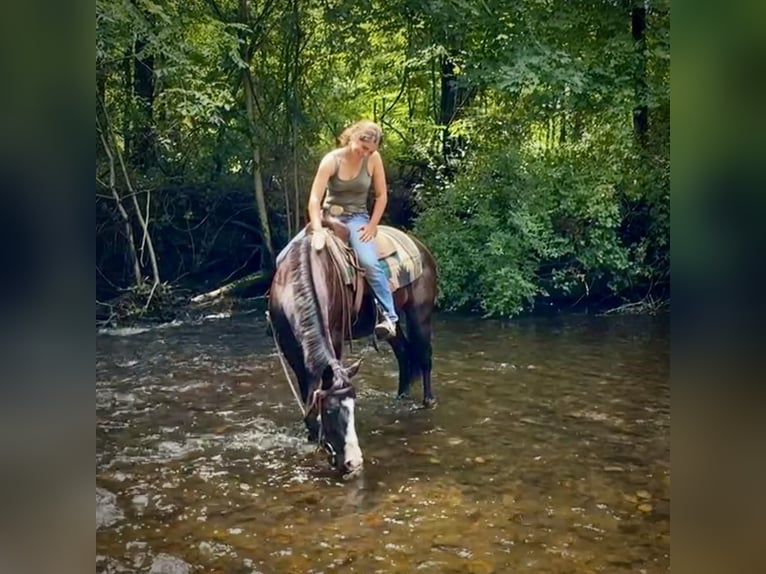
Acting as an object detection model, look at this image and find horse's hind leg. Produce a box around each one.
[421,357,434,407]
[408,305,435,408]
[388,334,412,399]
[419,335,435,408]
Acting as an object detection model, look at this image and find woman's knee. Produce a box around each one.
[357,252,379,273]
[352,241,378,268]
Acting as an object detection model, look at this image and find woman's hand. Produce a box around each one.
[359,223,377,242]
[311,228,328,251]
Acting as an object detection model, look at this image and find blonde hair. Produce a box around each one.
[338,120,383,147]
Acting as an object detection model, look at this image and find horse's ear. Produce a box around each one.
[345,358,363,379]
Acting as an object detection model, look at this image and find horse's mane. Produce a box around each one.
[286,235,345,384]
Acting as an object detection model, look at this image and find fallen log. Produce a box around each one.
[190,270,271,304]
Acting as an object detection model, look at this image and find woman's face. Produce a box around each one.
[350,137,378,158]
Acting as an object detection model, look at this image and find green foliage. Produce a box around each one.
[96,0,670,315]
[415,129,669,316]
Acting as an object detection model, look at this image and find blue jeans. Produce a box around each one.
[276,213,398,323]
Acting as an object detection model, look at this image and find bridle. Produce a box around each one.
[305,383,356,466]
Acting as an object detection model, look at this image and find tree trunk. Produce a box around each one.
[97,116,142,287]
[290,0,302,235]
[438,54,473,164]
[438,55,457,158]
[291,123,299,236]
[439,56,460,126]
[122,49,133,161]
[96,96,161,290]
[224,0,276,268]
[132,39,155,168]
[243,69,275,268]
[632,2,648,144]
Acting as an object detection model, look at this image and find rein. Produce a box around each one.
[320,229,361,352]
[265,309,349,460]
[265,309,306,418]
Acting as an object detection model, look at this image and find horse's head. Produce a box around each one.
[307,359,364,477]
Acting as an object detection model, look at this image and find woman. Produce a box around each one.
[277,120,398,340]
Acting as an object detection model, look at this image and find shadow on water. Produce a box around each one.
[97,311,669,573]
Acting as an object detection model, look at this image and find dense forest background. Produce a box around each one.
[96,0,669,320]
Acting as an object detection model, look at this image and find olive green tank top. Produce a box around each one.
[323,154,371,214]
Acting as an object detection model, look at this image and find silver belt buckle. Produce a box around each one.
[328,205,344,216]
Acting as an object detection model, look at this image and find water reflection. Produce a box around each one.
[97,312,669,573]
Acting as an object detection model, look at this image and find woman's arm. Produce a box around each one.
[360,151,388,242]
[307,153,336,231]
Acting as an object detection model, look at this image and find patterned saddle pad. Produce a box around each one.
[374,226,424,291]
[331,225,423,291]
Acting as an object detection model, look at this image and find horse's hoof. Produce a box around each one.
[423,397,437,409]
[396,392,411,401]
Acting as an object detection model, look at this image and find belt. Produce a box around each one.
[324,205,366,217]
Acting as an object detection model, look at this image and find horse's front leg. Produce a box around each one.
[304,367,335,441]
[301,375,321,442]
[305,413,320,442]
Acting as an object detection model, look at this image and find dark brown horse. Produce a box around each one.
[268,221,437,474]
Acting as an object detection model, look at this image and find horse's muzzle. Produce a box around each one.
[342,459,363,480]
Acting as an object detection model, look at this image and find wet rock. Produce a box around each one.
[474,457,486,464]
[653,498,670,519]
[416,560,448,571]
[132,493,150,512]
[198,540,235,558]
[97,556,131,573]
[636,490,651,500]
[467,559,495,574]
[432,534,462,548]
[501,494,515,506]
[637,503,653,513]
[466,508,482,521]
[297,492,322,505]
[617,521,641,535]
[148,553,191,574]
[97,487,124,529]
[364,513,384,527]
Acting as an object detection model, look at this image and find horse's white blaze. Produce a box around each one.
[341,397,363,469]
